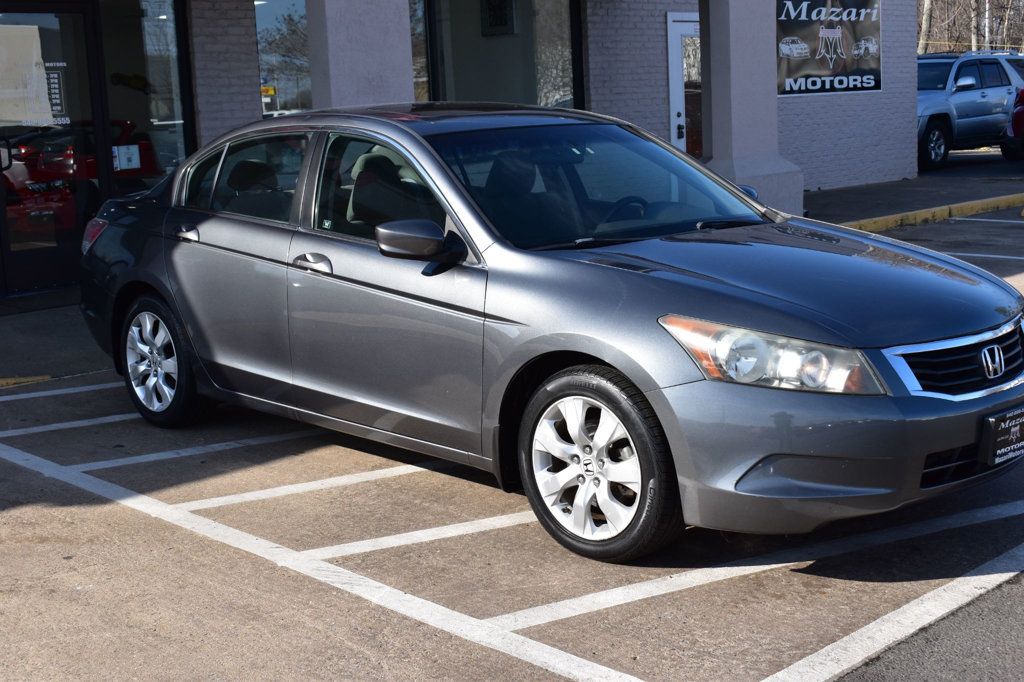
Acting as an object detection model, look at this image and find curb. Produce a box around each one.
[842,192,1024,232]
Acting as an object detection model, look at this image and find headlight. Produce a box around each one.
[659,315,885,395]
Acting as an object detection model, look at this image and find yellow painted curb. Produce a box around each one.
[0,375,52,388]
[844,192,1024,232]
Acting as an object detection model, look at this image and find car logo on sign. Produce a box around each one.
[981,344,1006,380]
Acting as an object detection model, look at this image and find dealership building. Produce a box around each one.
[0,0,914,298]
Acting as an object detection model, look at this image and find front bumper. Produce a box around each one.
[647,376,1024,535]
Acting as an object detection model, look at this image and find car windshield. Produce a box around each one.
[426,123,764,250]
[918,61,954,90]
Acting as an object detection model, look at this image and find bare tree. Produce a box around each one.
[919,0,935,52]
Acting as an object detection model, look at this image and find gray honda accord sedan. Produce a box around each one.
[81,104,1024,561]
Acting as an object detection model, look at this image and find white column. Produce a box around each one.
[703,0,804,215]
[306,0,415,108]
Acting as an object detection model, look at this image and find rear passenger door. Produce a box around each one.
[164,132,311,401]
[978,60,1015,139]
[286,132,486,459]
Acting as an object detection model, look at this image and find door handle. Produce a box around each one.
[1,137,11,171]
[292,252,333,275]
[176,225,200,242]
[676,123,685,140]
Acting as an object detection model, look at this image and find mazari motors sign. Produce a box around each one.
[777,1,882,95]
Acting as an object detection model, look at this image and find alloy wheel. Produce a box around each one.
[531,396,643,541]
[927,128,946,163]
[125,311,178,412]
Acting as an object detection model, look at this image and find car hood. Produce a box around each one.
[568,220,1022,348]
[917,90,947,115]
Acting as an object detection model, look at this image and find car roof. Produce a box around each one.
[253,102,612,137]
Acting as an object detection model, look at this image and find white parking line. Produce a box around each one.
[945,252,1024,261]
[0,412,138,439]
[948,216,1024,224]
[0,442,637,681]
[174,460,452,512]
[0,381,122,403]
[302,510,537,560]
[763,538,1024,682]
[486,499,1024,632]
[72,429,321,472]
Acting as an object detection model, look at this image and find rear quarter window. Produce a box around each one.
[183,149,223,209]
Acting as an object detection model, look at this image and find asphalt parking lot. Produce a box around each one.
[3,208,1024,681]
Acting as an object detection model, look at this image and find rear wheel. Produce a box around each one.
[518,365,683,562]
[919,120,950,170]
[120,295,203,427]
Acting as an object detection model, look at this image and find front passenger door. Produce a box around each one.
[286,133,486,459]
[165,132,310,401]
[951,61,986,143]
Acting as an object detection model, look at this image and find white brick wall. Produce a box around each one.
[584,0,699,142]
[585,0,918,191]
[187,0,264,145]
[778,1,918,190]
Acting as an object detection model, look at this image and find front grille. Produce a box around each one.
[921,443,1015,488]
[901,324,1024,396]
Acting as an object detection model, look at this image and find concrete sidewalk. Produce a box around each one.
[805,149,1024,225]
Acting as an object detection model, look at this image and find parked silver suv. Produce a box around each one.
[917,51,1024,169]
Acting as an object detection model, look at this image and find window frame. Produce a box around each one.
[180,145,226,211]
[955,60,982,87]
[979,60,1010,89]
[301,127,480,264]
[174,128,317,227]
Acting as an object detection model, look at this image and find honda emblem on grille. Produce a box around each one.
[981,344,1006,380]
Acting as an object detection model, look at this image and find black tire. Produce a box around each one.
[1000,142,1024,161]
[517,365,683,562]
[918,119,950,170]
[119,295,204,428]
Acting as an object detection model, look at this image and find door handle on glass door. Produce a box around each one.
[177,225,200,242]
[292,252,333,275]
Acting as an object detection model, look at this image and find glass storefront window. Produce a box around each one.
[100,0,189,194]
[255,0,312,116]
[410,0,577,107]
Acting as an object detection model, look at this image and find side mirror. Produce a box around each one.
[375,219,458,262]
[954,75,977,91]
[738,184,759,201]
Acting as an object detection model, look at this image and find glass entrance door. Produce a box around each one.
[666,12,702,156]
[0,9,105,295]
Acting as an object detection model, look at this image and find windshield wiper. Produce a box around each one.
[534,236,653,250]
[694,218,770,231]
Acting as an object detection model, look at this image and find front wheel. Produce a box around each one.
[518,365,683,562]
[120,295,203,427]
[918,120,950,170]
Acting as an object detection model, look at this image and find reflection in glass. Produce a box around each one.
[100,0,189,193]
[0,12,94,292]
[683,34,702,157]
[255,0,311,116]
[410,0,575,106]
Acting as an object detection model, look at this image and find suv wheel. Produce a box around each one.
[121,295,203,427]
[919,120,950,170]
[518,365,683,562]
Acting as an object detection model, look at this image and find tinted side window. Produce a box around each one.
[981,61,1009,88]
[315,135,446,239]
[956,62,981,86]
[212,134,309,222]
[184,150,222,209]
[1008,59,1024,80]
